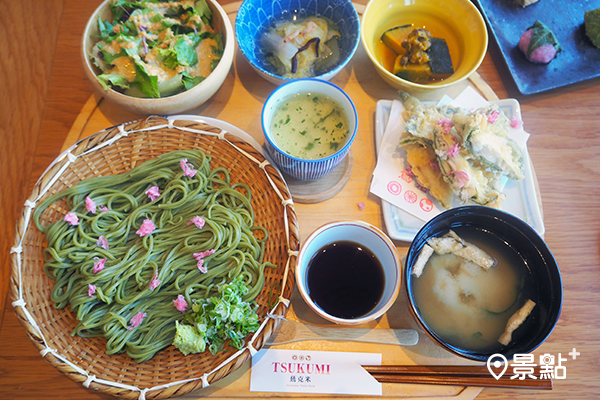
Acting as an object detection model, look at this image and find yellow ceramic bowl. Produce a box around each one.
[81,0,234,115]
[361,0,488,95]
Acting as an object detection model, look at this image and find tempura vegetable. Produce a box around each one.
[398,93,525,209]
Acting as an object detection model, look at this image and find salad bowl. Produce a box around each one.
[81,0,234,115]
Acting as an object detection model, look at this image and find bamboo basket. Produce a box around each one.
[10,116,300,399]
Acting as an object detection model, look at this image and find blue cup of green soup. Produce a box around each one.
[262,78,357,181]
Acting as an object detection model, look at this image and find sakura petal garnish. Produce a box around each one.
[136,219,156,237]
[64,212,79,226]
[438,118,454,134]
[149,270,162,291]
[85,196,97,213]
[447,144,461,158]
[93,258,106,274]
[510,116,523,129]
[487,110,500,124]
[196,258,207,273]
[173,295,188,313]
[127,312,147,330]
[145,186,161,201]
[180,158,197,178]
[98,205,110,212]
[97,236,109,249]
[357,202,365,211]
[88,284,96,297]
[429,160,440,171]
[193,249,216,260]
[187,216,205,229]
[447,170,470,188]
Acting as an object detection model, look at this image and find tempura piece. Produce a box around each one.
[460,105,525,180]
[403,142,454,208]
[412,243,434,277]
[427,230,497,269]
[498,299,536,346]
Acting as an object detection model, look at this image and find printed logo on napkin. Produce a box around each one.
[370,87,530,222]
[250,349,382,395]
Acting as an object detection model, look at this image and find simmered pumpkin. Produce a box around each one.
[381,24,414,54]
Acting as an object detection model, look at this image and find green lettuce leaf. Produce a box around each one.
[132,61,160,98]
[526,20,561,57]
[97,73,130,91]
[585,8,600,48]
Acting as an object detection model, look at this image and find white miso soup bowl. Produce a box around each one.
[296,220,402,325]
[262,78,357,181]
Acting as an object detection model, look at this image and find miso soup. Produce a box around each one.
[411,227,538,352]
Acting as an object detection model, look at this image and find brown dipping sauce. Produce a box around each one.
[306,241,384,319]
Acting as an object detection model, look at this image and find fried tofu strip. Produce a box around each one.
[412,243,434,277]
[498,299,536,346]
[427,230,497,269]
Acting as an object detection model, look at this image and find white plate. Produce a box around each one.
[375,99,544,242]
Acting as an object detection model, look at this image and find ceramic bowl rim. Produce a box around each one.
[234,0,360,84]
[261,78,358,164]
[360,0,488,91]
[81,0,234,111]
[296,220,402,325]
[404,205,563,361]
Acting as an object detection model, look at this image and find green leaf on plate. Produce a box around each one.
[527,20,561,57]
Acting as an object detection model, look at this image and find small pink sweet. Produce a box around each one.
[180,158,197,178]
[510,116,523,129]
[64,212,79,226]
[93,258,106,274]
[173,295,188,313]
[85,196,97,213]
[97,236,109,249]
[447,170,470,188]
[136,219,156,237]
[187,216,205,229]
[438,118,454,134]
[149,270,162,291]
[145,186,161,201]
[487,109,500,124]
[88,284,96,297]
[127,312,147,330]
[447,144,460,158]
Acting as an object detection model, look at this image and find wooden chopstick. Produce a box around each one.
[363,366,552,390]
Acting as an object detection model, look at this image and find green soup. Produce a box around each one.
[270,92,350,159]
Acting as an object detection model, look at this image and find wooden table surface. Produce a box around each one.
[1,0,599,399]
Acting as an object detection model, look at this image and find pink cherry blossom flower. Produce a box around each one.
[127,312,147,330]
[149,270,162,291]
[447,144,460,158]
[97,236,109,249]
[196,258,207,273]
[85,196,97,213]
[487,110,500,124]
[98,205,110,212]
[510,116,523,129]
[88,284,96,297]
[136,219,156,237]
[447,170,470,188]
[193,249,216,260]
[357,202,365,211]
[93,257,106,273]
[64,212,79,226]
[187,216,205,229]
[438,118,454,134]
[145,186,161,201]
[173,295,188,313]
[180,158,197,178]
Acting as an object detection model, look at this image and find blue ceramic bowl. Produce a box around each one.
[404,206,563,362]
[235,0,360,85]
[262,78,357,181]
